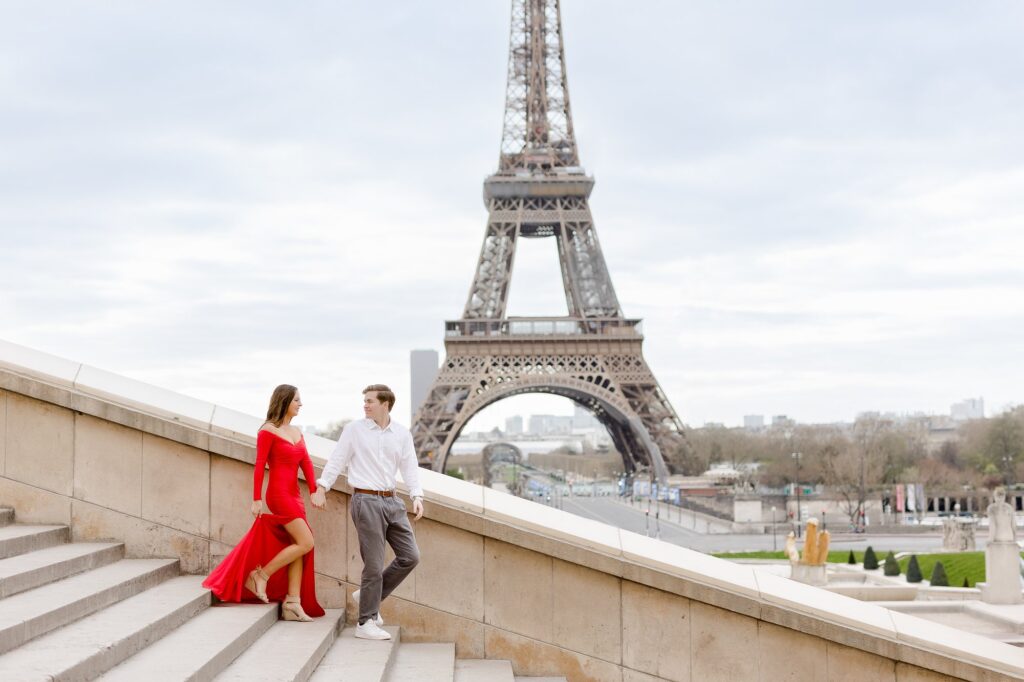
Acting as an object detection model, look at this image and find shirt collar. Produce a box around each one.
[366,418,393,432]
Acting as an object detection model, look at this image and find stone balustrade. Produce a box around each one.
[1,337,1023,681]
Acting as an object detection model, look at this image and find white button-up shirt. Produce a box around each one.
[317,418,424,499]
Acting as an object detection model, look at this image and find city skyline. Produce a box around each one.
[2,2,1022,431]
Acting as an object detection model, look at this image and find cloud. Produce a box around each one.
[1,1,1022,432]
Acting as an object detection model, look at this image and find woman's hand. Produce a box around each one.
[250,500,262,518]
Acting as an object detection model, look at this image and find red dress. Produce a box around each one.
[203,429,324,617]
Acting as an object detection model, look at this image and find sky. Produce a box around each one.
[1,1,1023,432]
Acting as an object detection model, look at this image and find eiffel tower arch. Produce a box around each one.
[412,0,689,480]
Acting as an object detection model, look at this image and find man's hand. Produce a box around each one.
[311,488,327,509]
[412,497,424,521]
[250,500,262,518]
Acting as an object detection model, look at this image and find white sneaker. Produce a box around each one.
[352,589,384,626]
[354,620,391,640]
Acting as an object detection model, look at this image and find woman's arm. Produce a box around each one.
[253,429,273,501]
[300,445,318,496]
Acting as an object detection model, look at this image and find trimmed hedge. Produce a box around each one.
[883,551,901,576]
[863,546,879,570]
[906,555,922,583]
[930,561,949,587]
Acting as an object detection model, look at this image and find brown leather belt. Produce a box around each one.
[354,488,393,497]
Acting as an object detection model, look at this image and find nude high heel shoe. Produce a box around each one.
[282,595,313,622]
[245,566,270,603]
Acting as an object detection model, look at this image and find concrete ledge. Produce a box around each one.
[2,350,1024,681]
[827,584,921,601]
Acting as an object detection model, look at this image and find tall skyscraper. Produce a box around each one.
[410,350,439,424]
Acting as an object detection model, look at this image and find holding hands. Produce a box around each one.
[310,488,327,509]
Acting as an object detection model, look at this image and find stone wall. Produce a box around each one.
[1,344,1022,681]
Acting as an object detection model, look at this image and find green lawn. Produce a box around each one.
[713,550,1013,588]
[713,550,868,563]
[896,553,986,588]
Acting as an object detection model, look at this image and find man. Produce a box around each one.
[310,384,424,641]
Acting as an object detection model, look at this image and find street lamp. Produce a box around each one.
[771,505,777,551]
[792,451,803,538]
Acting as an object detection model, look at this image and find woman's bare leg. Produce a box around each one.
[259,518,314,583]
[288,556,303,595]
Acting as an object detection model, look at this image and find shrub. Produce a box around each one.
[863,546,879,570]
[906,555,922,583]
[883,551,901,576]
[929,561,949,587]
[847,550,856,565]
[962,576,970,588]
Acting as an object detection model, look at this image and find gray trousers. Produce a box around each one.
[351,493,420,624]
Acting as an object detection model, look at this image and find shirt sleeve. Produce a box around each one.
[253,430,272,501]
[300,442,318,495]
[317,424,354,491]
[398,430,424,499]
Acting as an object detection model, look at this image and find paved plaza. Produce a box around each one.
[556,495,981,555]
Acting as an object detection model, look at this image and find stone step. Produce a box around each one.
[98,601,279,680]
[215,608,345,681]
[514,678,568,682]
[0,541,124,598]
[310,626,401,682]
[0,524,69,560]
[0,575,210,680]
[455,658,514,681]
[0,508,13,528]
[387,642,455,682]
[0,557,179,655]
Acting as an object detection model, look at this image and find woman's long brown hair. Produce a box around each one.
[264,384,298,427]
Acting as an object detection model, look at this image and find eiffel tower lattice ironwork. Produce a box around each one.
[411,0,688,480]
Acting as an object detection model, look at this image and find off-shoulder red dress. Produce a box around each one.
[202,429,324,617]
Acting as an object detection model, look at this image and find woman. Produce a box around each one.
[203,384,324,620]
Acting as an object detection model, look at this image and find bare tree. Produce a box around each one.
[821,417,889,528]
[315,419,351,441]
[983,407,1024,484]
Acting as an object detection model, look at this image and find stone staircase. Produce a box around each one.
[0,506,565,681]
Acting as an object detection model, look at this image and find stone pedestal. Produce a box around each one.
[790,563,827,586]
[733,496,762,523]
[982,542,1023,604]
[957,518,976,550]
[942,517,978,551]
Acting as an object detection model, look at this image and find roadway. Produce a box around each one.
[554,495,963,555]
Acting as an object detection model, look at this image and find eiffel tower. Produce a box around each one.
[412,0,688,480]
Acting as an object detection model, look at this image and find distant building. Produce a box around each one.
[772,415,795,428]
[573,404,600,430]
[505,415,523,435]
[951,397,984,421]
[743,415,764,430]
[528,414,573,436]
[409,349,439,423]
